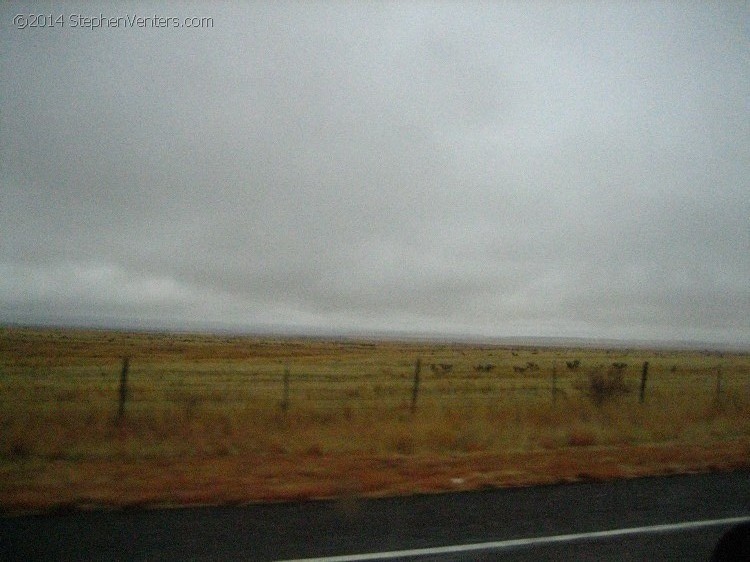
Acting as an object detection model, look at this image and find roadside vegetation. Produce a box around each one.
[1,327,748,513]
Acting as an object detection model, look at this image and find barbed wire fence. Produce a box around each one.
[1,357,747,422]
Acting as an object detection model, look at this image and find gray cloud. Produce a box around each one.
[1,1,748,346]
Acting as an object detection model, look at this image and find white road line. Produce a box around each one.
[277,515,750,562]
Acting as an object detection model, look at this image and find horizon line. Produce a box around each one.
[2,320,748,353]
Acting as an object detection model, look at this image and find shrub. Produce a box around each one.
[576,365,630,406]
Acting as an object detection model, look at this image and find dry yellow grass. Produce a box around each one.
[1,326,748,514]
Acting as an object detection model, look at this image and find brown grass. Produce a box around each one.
[1,326,748,514]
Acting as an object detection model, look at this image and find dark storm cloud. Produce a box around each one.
[1,1,748,345]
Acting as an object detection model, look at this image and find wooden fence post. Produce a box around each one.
[715,365,723,402]
[639,361,649,404]
[281,367,290,413]
[552,361,558,403]
[411,359,421,414]
[117,357,129,422]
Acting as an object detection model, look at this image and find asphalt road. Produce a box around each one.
[1,470,748,561]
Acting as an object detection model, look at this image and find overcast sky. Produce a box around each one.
[1,1,748,346]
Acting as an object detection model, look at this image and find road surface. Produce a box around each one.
[1,470,748,561]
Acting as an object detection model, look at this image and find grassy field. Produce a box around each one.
[1,326,749,513]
